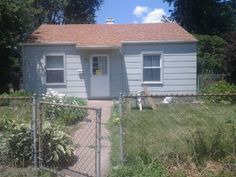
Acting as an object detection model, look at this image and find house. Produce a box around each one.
[22,23,197,99]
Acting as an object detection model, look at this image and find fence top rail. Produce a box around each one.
[0,96,31,99]
[39,101,101,111]
[124,93,236,98]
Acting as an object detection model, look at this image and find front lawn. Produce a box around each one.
[109,102,236,177]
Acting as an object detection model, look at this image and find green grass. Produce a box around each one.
[109,102,236,177]
[108,104,168,177]
[107,104,121,166]
[125,103,236,160]
[0,167,56,177]
[109,160,167,177]
[0,100,32,131]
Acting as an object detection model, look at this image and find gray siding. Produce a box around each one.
[23,42,197,98]
[23,45,89,98]
[123,43,197,95]
[23,45,123,98]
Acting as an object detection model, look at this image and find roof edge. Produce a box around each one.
[21,42,76,46]
[76,45,120,49]
[122,40,198,44]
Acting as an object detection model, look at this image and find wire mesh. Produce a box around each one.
[121,94,236,175]
[39,102,100,177]
[197,74,225,92]
[0,96,35,176]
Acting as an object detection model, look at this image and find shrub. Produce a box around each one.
[196,34,226,75]
[42,89,87,125]
[202,81,236,103]
[61,96,87,124]
[110,104,120,126]
[42,121,77,168]
[0,115,16,131]
[0,123,32,167]
[0,122,77,168]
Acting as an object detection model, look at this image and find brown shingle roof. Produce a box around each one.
[27,23,197,46]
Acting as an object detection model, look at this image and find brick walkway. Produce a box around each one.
[88,100,113,177]
[60,100,113,177]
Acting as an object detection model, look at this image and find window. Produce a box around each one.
[92,56,108,75]
[45,55,65,84]
[143,54,162,83]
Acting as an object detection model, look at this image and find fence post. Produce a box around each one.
[96,108,102,177]
[32,93,38,168]
[38,102,43,168]
[119,93,124,165]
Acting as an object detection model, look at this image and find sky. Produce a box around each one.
[96,0,172,24]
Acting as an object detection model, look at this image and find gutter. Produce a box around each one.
[75,45,120,50]
[21,42,121,50]
[21,40,198,47]
[121,40,198,44]
[21,42,76,46]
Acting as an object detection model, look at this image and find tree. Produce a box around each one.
[164,0,236,34]
[64,0,103,24]
[34,0,67,24]
[34,0,104,24]
[224,32,236,83]
[164,0,236,82]
[0,0,104,93]
[196,34,226,74]
[0,0,37,93]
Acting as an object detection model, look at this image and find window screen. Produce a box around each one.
[46,55,64,84]
[143,55,161,82]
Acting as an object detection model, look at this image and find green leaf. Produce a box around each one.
[53,151,59,161]
[57,144,65,154]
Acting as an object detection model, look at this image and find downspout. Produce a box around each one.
[120,46,125,95]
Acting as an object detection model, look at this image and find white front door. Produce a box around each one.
[90,55,110,97]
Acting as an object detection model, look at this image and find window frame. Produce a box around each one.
[142,52,163,84]
[44,53,66,85]
[90,54,110,76]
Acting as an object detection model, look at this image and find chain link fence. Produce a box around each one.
[38,102,101,177]
[0,96,36,176]
[115,94,236,176]
[197,74,225,92]
[0,96,102,177]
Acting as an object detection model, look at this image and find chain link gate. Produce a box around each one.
[35,100,102,177]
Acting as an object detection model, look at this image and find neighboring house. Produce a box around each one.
[22,23,197,99]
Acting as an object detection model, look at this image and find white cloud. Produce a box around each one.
[133,6,149,17]
[142,8,166,23]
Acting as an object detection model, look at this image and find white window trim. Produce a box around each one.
[142,52,163,84]
[44,53,66,85]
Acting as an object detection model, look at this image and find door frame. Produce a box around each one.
[90,54,110,98]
